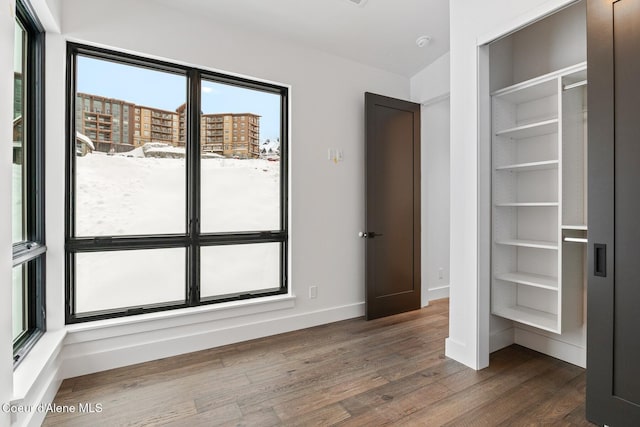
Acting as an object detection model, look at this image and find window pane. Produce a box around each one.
[74,56,187,236]
[12,264,27,341]
[201,243,280,298]
[200,80,281,233]
[75,248,186,313]
[12,21,26,243]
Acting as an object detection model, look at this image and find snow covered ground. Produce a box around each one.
[74,150,281,313]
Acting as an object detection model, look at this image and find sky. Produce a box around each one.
[77,56,281,141]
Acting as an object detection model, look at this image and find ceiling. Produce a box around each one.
[152,0,450,77]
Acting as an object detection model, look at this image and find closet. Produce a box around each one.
[487,1,588,366]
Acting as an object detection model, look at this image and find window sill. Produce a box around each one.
[65,294,296,344]
[12,329,67,403]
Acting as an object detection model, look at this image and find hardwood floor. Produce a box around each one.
[43,299,594,426]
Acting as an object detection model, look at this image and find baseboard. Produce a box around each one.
[445,337,478,369]
[514,327,586,368]
[489,327,514,353]
[428,285,449,302]
[61,302,365,379]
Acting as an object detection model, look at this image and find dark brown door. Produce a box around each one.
[587,0,640,424]
[363,92,420,320]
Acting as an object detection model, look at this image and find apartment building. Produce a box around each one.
[75,93,135,152]
[133,105,180,147]
[77,95,259,157]
[201,113,260,158]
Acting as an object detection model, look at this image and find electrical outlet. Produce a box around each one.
[438,268,444,280]
[309,286,318,299]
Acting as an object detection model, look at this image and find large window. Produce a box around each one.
[66,44,288,323]
[12,1,46,363]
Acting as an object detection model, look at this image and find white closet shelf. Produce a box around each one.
[492,305,559,333]
[495,272,559,290]
[563,80,587,91]
[492,77,559,104]
[492,62,586,102]
[562,224,588,230]
[495,202,558,207]
[495,239,558,250]
[495,160,559,172]
[495,119,559,140]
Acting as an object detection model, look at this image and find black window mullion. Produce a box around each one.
[66,235,191,252]
[64,42,77,324]
[198,232,286,246]
[65,249,75,324]
[280,88,289,234]
[65,45,78,244]
[26,19,45,247]
[280,88,289,294]
[187,69,201,306]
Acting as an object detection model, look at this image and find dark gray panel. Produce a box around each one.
[587,0,640,424]
[612,0,640,405]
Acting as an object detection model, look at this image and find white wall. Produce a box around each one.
[411,52,450,105]
[410,53,451,306]
[489,1,586,90]
[1,1,17,426]
[448,0,579,369]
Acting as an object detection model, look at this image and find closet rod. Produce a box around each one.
[563,80,587,91]
[563,237,588,243]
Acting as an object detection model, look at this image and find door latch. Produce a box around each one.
[358,231,383,239]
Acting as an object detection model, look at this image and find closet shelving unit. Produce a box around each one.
[491,62,587,334]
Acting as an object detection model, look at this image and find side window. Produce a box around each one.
[12,0,46,365]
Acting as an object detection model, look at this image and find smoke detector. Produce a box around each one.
[416,36,432,48]
[344,0,368,7]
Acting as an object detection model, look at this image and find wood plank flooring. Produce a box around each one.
[43,299,595,426]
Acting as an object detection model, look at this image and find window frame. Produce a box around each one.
[12,0,47,365]
[65,43,289,324]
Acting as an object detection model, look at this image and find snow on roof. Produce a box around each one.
[76,131,95,150]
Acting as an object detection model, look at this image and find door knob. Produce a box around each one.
[359,231,383,239]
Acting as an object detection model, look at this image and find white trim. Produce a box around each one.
[490,326,514,352]
[514,327,586,368]
[62,302,365,379]
[476,0,579,46]
[65,294,296,343]
[421,92,450,108]
[427,285,450,302]
[12,329,66,402]
[445,337,476,369]
[11,330,65,427]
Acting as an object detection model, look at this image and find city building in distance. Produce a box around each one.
[75,93,260,158]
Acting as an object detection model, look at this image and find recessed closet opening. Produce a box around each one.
[480,0,588,367]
